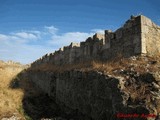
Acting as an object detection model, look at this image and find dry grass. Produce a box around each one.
[30,55,160,76]
[0,63,26,119]
[0,61,69,119]
[29,55,126,73]
[29,61,93,72]
[124,81,151,104]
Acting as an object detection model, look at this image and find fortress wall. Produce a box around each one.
[31,33,105,67]
[31,15,160,67]
[27,15,160,119]
[101,16,142,60]
[141,15,160,55]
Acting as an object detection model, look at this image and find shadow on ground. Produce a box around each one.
[9,69,81,120]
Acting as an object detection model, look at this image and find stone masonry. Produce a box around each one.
[31,15,160,66]
[27,15,160,120]
[27,69,160,120]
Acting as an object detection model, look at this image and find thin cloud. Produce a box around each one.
[0,43,53,64]
[0,35,53,64]
[0,26,105,64]
[14,32,38,39]
[0,34,9,41]
[45,26,58,34]
[48,32,94,48]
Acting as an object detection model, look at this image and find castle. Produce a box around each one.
[31,15,160,66]
[28,15,160,119]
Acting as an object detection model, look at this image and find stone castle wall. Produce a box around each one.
[27,15,160,120]
[31,15,160,66]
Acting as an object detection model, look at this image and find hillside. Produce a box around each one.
[27,55,160,120]
[24,15,160,119]
[0,61,83,120]
[0,55,160,120]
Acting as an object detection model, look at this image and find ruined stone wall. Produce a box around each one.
[31,15,160,67]
[31,34,105,67]
[27,15,160,120]
[101,16,142,60]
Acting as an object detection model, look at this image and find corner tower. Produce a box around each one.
[140,15,160,56]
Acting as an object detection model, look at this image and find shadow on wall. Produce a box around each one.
[9,69,61,119]
[9,69,92,120]
[9,69,151,120]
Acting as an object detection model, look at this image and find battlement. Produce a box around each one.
[31,15,160,67]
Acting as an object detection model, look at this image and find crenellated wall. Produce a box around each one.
[27,15,160,120]
[31,15,160,67]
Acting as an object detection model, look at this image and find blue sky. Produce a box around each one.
[0,0,160,64]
